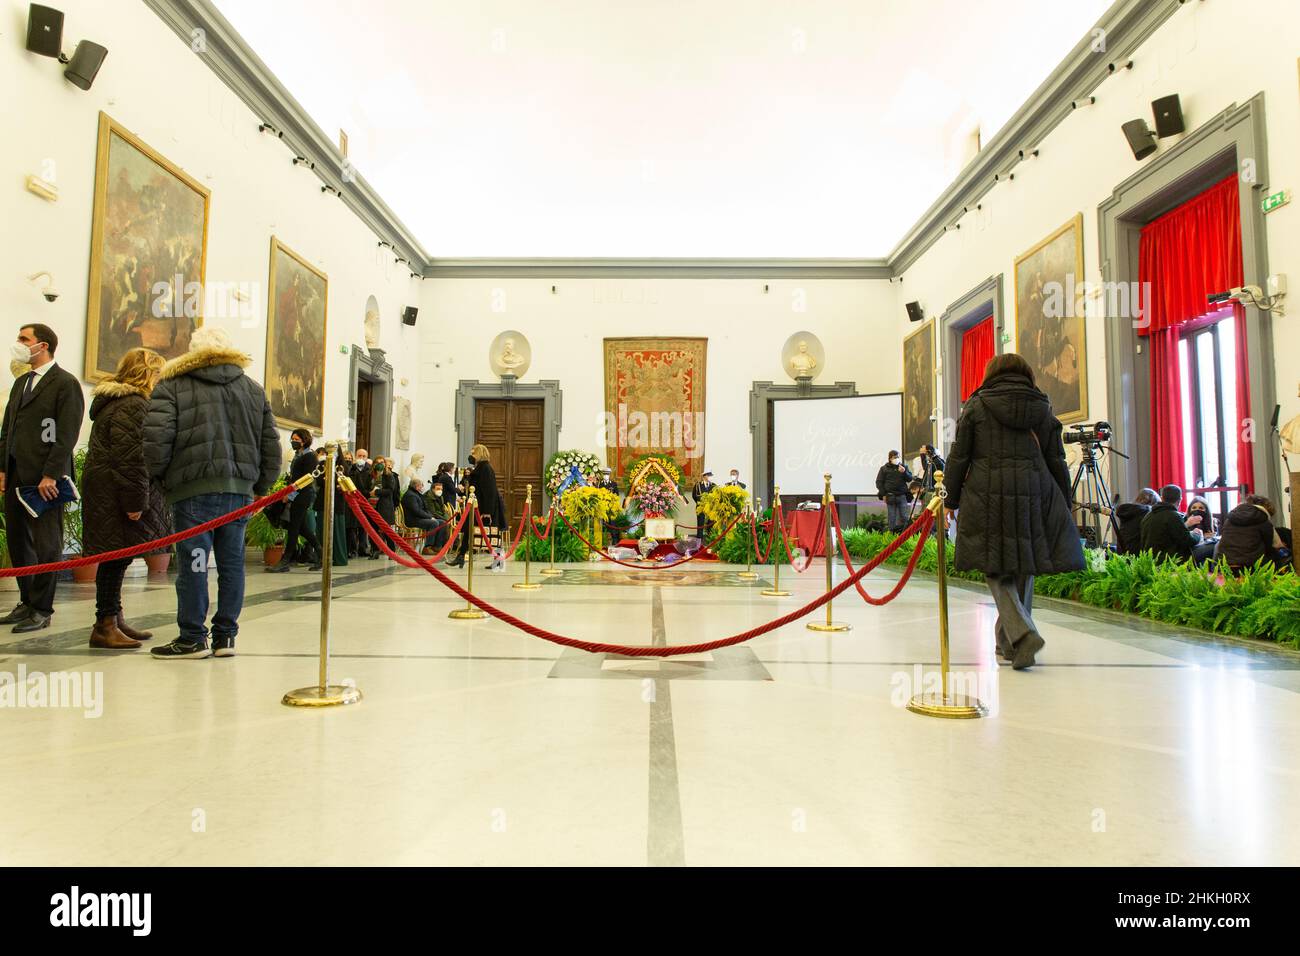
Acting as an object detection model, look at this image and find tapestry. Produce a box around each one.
[603,337,707,482]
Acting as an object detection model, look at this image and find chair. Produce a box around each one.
[393,504,427,549]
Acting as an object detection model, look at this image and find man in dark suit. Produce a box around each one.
[349,448,376,558]
[402,478,446,554]
[0,325,85,632]
[692,469,717,538]
[597,468,620,496]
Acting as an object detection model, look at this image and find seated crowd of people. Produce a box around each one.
[1112,483,1293,573]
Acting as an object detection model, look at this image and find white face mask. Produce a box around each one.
[10,342,36,365]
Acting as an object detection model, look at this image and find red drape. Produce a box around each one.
[1138,174,1250,490]
[959,316,995,402]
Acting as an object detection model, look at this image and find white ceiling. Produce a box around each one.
[215,0,1112,258]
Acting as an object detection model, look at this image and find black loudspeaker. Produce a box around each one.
[25,4,64,57]
[1152,94,1185,138]
[401,306,418,326]
[905,301,924,323]
[1121,119,1158,160]
[63,39,107,90]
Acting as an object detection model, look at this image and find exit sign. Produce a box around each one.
[339,345,349,354]
[1262,190,1290,213]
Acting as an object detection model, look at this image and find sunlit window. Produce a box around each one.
[1180,307,1239,515]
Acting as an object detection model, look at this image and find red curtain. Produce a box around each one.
[1138,174,1249,490]
[959,316,995,402]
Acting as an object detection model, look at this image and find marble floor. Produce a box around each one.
[1,552,1297,866]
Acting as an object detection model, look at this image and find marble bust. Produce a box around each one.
[789,340,817,375]
[499,337,526,372]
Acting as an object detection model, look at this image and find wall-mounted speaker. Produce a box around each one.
[63,39,107,90]
[25,4,63,57]
[401,306,418,326]
[1151,94,1185,138]
[905,301,924,323]
[1121,119,1158,160]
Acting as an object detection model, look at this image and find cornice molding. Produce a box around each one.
[423,258,892,279]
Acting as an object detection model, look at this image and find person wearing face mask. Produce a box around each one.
[349,448,375,558]
[402,477,446,555]
[875,451,914,533]
[446,444,504,569]
[267,428,321,573]
[724,469,746,489]
[434,461,459,511]
[0,325,85,633]
[370,456,401,528]
[425,475,452,538]
[81,348,170,648]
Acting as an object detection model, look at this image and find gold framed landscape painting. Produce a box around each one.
[902,320,934,458]
[85,112,210,382]
[266,237,328,432]
[1014,213,1088,423]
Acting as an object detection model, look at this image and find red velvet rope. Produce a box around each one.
[829,507,933,605]
[0,483,296,578]
[346,489,934,656]
[529,507,555,540]
[389,504,473,567]
[556,506,743,570]
[473,503,529,559]
[749,511,779,564]
[782,508,827,571]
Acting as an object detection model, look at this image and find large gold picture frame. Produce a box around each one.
[266,237,329,433]
[85,112,210,382]
[1013,213,1088,424]
[902,319,935,458]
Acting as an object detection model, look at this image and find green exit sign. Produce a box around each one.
[1262,190,1290,213]
[339,345,349,354]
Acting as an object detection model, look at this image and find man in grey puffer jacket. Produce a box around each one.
[143,326,282,659]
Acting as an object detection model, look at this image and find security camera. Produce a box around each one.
[26,271,58,303]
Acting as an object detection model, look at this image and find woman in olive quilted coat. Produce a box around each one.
[82,348,171,649]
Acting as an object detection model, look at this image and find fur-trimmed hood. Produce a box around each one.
[90,379,150,421]
[159,346,252,385]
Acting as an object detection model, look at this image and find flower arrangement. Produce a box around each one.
[697,485,749,530]
[560,486,622,555]
[634,481,678,518]
[545,450,602,494]
[623,452,682,491]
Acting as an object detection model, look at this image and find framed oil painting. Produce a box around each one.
[1014,214,1088,423]
[902,320,935,459]
[85,112,210,382]
[266,237,328,432]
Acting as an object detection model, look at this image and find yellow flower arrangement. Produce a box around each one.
[561,486,622,552]
[698,485,749,530]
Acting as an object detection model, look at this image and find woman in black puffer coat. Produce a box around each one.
[83,348,171,649]
[943,352,1084,670]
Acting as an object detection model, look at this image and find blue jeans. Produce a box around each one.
[173,492,252,645]
[885,494,910,533]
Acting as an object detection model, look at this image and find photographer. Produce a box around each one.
[875,450,914,533]
[919,443,945,492]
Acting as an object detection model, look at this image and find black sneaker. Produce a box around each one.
[212,634,236,658]
[0,602,33,625]
[150,638,212,659]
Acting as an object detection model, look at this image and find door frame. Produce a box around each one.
[936,273,1005,448]
[455,379,563,509]
[348,346,393,457]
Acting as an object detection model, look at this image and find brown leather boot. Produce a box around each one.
[115,611,152,641]
[90,616,141,649]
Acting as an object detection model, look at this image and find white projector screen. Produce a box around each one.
[772,393,903,496]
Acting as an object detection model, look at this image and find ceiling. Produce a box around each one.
[214,0,1113,258]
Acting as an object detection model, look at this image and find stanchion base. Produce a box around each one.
[906,693,987,719]
[539,568,564,577]
[807,621,851,632]
[760,588,791,597]
[736,571,759,580]
[449,607,488,620]
[282,684,362,708]
[512,581,543,590]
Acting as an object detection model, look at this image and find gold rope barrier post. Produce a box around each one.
[761,485,790,597]
[540,497,563,576]
[283,441,362,707]
[513,484,542,591]
[737,494,760,580]
[450,488,487,619]
[907,470,986,719]
[808,473,849,632]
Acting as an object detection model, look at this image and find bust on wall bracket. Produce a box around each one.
[781,331,826,396]
[489,330,531,394]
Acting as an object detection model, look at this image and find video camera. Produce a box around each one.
[1063,420,1113,446]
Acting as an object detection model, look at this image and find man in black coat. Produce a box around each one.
[875,451,914,532]
[919,443,945,492]
[143,326,281,659]
[0,324,85,632]
[692,470,717,538]
[402,477,446,553]
[349,449,376,558]
[267,428,321,573]
[1140,484,1198,562]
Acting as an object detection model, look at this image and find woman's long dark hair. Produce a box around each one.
[982,352,1036,386]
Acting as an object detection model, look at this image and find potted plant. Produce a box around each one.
[63,448,98,584]
[246,475,288,565]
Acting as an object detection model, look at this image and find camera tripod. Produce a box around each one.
[1070,442,1124,548]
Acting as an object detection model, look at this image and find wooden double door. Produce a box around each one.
[474,399,544,530]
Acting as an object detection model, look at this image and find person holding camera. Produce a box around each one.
[875,451,914,533]
[919,444,945,493]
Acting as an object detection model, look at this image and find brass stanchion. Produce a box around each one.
[807,474,849,631]
[540,493,563,576]
[907,470,986,719]
[450,489,488,620]
[737,494,759,580]
[283,441,362,707]
[761,485,790,597]
[513,484,542,590]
